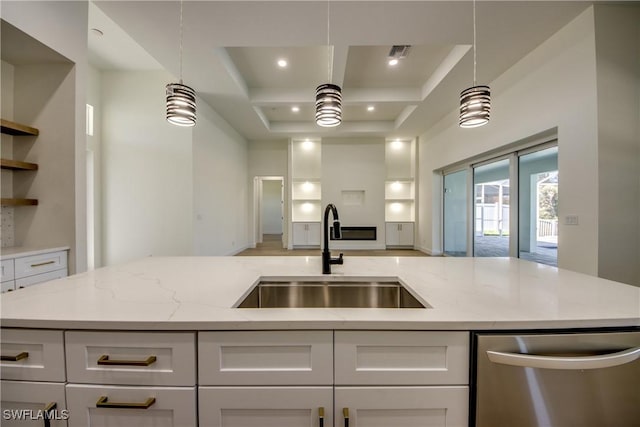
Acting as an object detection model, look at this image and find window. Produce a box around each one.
[441,140,558,266]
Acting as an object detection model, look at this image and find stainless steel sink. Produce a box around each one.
[236,277,428,309]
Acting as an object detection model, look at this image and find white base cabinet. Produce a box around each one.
[65,384,196,427]
[199,387,332,427]
[385,222,414,247]
[335,386,469,427]
[292,222,321,247]
[1,381,68,427]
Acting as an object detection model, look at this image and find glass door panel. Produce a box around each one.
[518,146,558,266]
[443,170,468,256]
[473,159,510,256]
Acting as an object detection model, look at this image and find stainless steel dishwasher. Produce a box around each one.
[473,330,640,427]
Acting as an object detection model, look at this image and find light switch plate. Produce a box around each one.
[565,215,579,225]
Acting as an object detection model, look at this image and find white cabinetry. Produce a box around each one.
[1,249,68,293]
[1,329,68,426]
[385,222,415,247]
[64,331,197,427]
[385,139,416,244]
[199,331,333,426]
[199,330,469,426]
[334,331,469,426]
[292,222,321,247]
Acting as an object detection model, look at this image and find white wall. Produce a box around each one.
[192,98,249,256]
[2,0,88,273]
[101,71,193,266]
[322,138,386,250]
[419,7,599,276]
[593,5,640,286]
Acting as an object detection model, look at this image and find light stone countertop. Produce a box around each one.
[1,256,638,331]
[0,246,70,260]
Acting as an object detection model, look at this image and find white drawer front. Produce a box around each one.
[199,331,333,385]
[0,329,65,382]
[15,268,67,289]
[199,386,333,427]
[335,386,469,427]
[1,380,68,427]
[1,259,14,282]
[14,251,67,279]
[65,331,196,386]
[335,331,469,385]
[65,384,195,427]
[1,280,15,293]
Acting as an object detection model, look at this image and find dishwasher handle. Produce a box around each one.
[487,346,640,370]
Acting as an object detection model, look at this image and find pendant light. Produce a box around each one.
[315,0,342,127]
[459,0,490,128]
[166,0,196,127]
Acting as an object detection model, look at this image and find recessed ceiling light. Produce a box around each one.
[291,106,300,113]
[90,28,104,37]
[277,59,288,68]
[388,58,399,66]
[367,106,375,112]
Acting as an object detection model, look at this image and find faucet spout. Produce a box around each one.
[322,204,343,274]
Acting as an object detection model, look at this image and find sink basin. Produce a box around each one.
[236,277,428,309]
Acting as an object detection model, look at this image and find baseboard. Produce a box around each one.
[415,245,443,256]
[227,244,250,256]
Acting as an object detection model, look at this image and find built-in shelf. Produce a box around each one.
[1,198,38,206]
[1,159,38,171]
[0,119,39,136]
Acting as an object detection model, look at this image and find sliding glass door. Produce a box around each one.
[518,146,558,266]
[473,159,510,257]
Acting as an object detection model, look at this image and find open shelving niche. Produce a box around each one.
[1,119,39,207]
[290,139,322,247]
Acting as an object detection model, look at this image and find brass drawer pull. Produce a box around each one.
[1,351,29,361]
[31,260,56,268]
[97,354,157,366]
[96,396,156,409]
[319,407,325,427]
[343,407,350,427]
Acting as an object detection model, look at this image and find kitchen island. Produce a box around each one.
[1,256,639,427]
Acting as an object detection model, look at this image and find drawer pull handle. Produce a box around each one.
[96,396,156,409]
[43,402,57,427]
[1,351,29,361]
[343,407,349,427]
[97,354,157,366]
[30,260,56,268]
[319,407,324,427]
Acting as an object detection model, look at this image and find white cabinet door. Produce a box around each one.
[1,280,15,293]
[65,384,196,427]
[292,223,308,246]
[15,268,67,289]
[335,386,469,427]
[1,380,68,427]
[385,223,400,246]
[199,331,333,386]
[1,259,14,282]
[335,331,469,385]
[199,386,332,427]
[398,222,414,246]
[306,222,321,246]
[14,250,67,279]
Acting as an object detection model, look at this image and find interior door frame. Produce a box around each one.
[253,176,285,248]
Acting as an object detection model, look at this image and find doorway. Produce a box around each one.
[253,177,285,249]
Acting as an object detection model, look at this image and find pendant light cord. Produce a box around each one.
[327,0,333,83]
[179,0,184,84]
[473,0,477,86]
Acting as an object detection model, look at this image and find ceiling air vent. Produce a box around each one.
[388,45,411,60]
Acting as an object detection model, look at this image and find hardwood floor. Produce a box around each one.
[236,234,430,257]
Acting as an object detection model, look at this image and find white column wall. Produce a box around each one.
[419,7,599,276]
